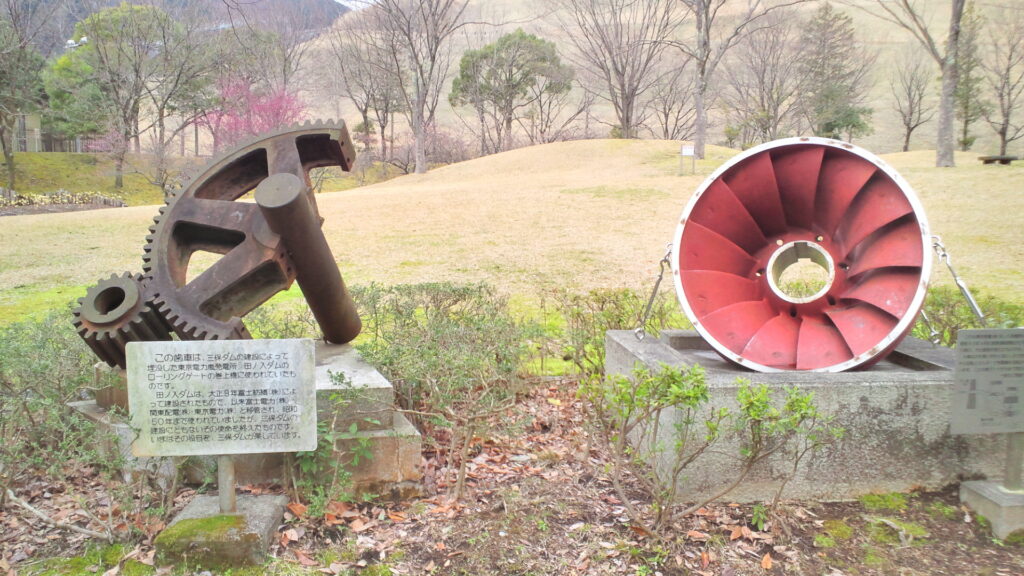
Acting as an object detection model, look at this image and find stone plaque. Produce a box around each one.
[951,329,1024,435]
[127,339,317,457]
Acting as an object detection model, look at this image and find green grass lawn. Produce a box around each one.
[0,141,1021,325]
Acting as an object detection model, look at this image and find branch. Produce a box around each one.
[3,488,114,542]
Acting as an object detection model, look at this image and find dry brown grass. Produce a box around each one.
[0,140,1021,322]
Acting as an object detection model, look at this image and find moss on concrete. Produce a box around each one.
[154,514,265,570]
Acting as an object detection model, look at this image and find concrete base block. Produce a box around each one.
[337,412,423,499]
[155,494,288,569]
[606,330,1005,503]
[960,481,1024,540]
[74,343,421,497]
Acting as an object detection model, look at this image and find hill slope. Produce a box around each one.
[0,140,1021,323]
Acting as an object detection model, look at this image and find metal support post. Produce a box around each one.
[218,455,237,514]
[1006,431,1024,492]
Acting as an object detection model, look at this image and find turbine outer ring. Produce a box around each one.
[671,137,933,373]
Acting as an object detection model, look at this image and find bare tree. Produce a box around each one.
[643,61,696,140]
[361,0,470,174]
[982,9,1024,156]
[519,77,592,145]
[720,11,801,146]
[134,4,215,194]
[0,0,61,189]
[855,0,966,167]
[890,48,935,152]
[557,0,682,139]
[673,0,810,158]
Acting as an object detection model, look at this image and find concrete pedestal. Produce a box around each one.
[154,494,288,569]
[960,481,1024,540]
[605,330,1004,502]
[71,342,421,497]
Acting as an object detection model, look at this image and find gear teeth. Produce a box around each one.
[136,121,349,347]
[72,272,172,369]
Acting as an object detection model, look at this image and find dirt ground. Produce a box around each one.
[3,379,1022,576]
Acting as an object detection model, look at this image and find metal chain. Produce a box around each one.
[932,235,987,326]
[918,309,942,345]
[635,244,673,341]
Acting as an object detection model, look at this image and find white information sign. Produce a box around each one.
[681,144,695,156]
[127,339,317,457]
[950,329,1024,435]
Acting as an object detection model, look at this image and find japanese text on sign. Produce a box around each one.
[127,339,317,456]
[950,329,1024,435]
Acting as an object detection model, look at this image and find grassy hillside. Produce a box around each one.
[0,139,1021,324]
[11,152,166,206]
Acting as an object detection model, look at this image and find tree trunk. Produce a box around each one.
[937,60,958,167]
[0,125,15,191]
[114,151,125,189]
[414,87,427,174]
[936,0,966,167]
[1000,128,1008,156]
[903,130,911,152]
[694,80,707,158]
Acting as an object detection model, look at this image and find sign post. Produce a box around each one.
[951,328,1024,538]
[680,142,696,175]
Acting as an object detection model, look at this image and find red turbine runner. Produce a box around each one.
[672,138,932,372]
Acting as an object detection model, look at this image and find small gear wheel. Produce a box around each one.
[72,272,173,369]
[143,120,355,341]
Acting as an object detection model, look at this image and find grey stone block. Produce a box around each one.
[155,494,288,569]
[605,330,1005,503]
[316,342,395,431]
[960,481,1024,540]
[335,411,423,499]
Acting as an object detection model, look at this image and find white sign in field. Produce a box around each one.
[951,329,1024,435]
[127,339,317,457]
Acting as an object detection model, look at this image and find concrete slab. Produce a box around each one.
[960,481,1024,540]
[155,494,288,569]
[606,330,1005,502]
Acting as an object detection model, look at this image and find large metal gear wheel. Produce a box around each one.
[143,121,357,341]
[72,272,173,368]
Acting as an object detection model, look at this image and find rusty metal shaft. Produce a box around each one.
[255,173,361,343]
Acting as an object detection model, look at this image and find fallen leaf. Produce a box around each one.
[686,530,709,541]
[700,550,710,569]
[730,526,743,541]
[287,502,308,517]
[293,549,318,567]
[629,524,652,538]
[425,560,436,572]
[547,397,562,406]
[761,552,773,570]
[387,511,407,523]
[434,541,447,551]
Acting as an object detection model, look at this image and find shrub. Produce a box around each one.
[554,288,686,378]
[912,285,1024,346]
[353,283,531,500]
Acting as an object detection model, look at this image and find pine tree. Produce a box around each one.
[797,2,874,140]
[954,2,989,151]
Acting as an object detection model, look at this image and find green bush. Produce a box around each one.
[554,288,687,378]
[353,283,531,500]
[0,309,103,484]
[912,285,1024,346]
